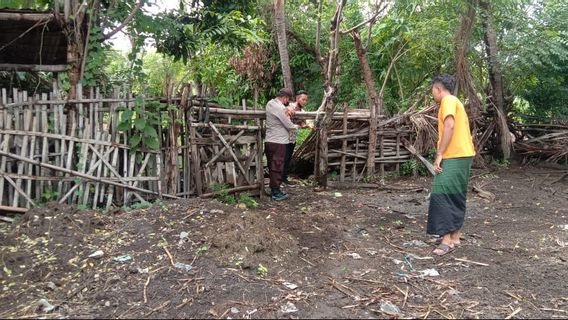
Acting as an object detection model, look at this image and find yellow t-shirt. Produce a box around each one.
[437,95,476,159]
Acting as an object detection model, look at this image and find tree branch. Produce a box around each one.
[315,0,323,65]
[340,1,388,34]
[363,17,375,52]
[379,41,409,97]
[103,0,143,40]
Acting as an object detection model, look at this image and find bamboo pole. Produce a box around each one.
[256,119,265,198]
[13,109,32,207]
[340,106,348,182]
[200,184,260,198]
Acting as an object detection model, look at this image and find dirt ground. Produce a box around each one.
[1,165,567,319]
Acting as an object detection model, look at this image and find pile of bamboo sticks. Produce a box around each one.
[513,123,568,163]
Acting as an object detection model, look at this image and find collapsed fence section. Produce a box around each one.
[295,106,413,181]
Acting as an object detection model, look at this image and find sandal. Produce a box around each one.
[432,243,455,256]
[434,237,462,247]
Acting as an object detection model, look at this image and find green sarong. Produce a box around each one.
[427,157,473,236]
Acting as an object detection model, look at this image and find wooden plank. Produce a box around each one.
[189,116,202,195]
[225,162,237,186]
[0,205,27,214]
[200,184,260,198]
[0,64,67,72]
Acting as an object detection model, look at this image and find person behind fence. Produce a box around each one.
[282,90,310,186]
[427,73,476,256]
[265,88,298,201]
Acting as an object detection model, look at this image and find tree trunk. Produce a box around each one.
[454,0,482,119]
[480,0,512,159]
[274,0,294,92]
[314,0,346,188]
[352,31,380,176]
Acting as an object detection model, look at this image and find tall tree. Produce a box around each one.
[274,0,294,92]
[314,0,347,188]
[480,0,512,159]
[453,0,482,119]
[341,1,389,177]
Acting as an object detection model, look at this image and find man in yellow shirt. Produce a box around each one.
[428,73,476,256]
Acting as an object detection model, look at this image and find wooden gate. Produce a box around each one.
[188,102,265,197]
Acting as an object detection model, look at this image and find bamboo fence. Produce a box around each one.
[0,85,169,211]
[0,85,424,212]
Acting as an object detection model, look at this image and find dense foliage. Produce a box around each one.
[1,0,566,121]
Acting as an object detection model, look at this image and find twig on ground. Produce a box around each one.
[146,300,170,316]
[454,257,489,266]
[175,297,193,309]
[219,308,231,319]
[346,277,382,285]
[422,305,432,319]
[329,278,360,300]
[382,235,407,253]
[505,307,522,319]
[143,275,151,304]
[504,291,522,301]
[164,246,175,267]
[403,286,409,308]
[541,308,568,314]
[299,256,315,266]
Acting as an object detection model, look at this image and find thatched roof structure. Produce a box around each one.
[0,9,67,72]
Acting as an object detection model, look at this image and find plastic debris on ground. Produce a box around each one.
[174,262,193,272]
[280,302,299,313]
[419,268,440,277]
[379,301,401,315]
[88,250,104,259]
[402,240,429,248]
[347,253,362,259]
[112,255,132,262]
[38,299,56,313]
[334,192,343,197]
[282,281,298,290]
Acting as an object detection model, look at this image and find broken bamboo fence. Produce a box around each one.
[0,85,171,211]
[295,105,414,181]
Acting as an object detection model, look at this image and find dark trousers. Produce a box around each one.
[283,142,296,182]
[265,142,286,190]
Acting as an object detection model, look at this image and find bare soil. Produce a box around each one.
[1,165,567,319]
